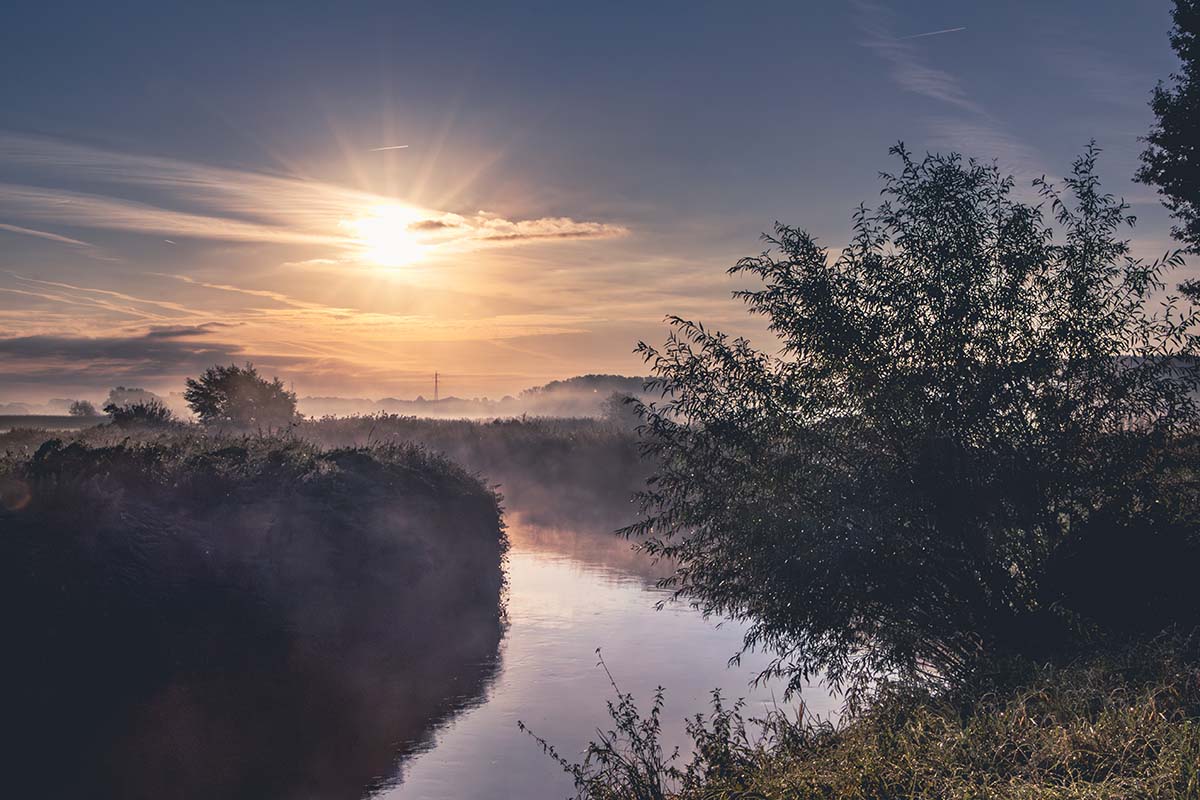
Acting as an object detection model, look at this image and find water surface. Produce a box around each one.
[383,519,839,800]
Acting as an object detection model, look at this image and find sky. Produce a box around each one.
[0,0,1187,403]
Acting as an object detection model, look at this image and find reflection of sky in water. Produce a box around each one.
[383,524,839,800]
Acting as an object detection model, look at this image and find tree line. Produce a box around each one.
[68,364,299,431]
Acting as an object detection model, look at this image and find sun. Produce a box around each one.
[345,204,427,267]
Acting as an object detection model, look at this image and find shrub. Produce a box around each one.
[0,434,506,797]
[537,640,1200,800]
[628,145,1200,697]
[103,385,161,409]
[184,363,298,430]
[103,398,176,428]
[68,400,98,417]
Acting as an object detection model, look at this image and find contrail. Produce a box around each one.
[899,26,966,40]
[0,222,93,247]
[369,144,410,151]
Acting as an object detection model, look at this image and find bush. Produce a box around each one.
[103,385,161,409]
[0,434,507,798]
[299,413,648,530]
[629,145,1200,696]
[535,640,1200,800]
[68,399,98,417]
[103,398,176,427]
[184,363,298,430]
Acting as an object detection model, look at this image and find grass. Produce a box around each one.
[533,639,1200,800]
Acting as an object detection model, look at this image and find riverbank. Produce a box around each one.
[300,414,647,529]
[552,638,1200,800]
[0,434,507,799]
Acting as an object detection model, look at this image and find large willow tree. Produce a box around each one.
[628,145,1200,699]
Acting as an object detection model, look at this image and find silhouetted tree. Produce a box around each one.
[103,398,176,428]
[184,363,298,429]
[104,386,161,410]
[68,400,97,417]
[600,392,641,429]
[1139,0,1200,259]
[628,145,1200,699]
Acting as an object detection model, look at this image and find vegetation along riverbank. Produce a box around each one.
[0,434,506,799]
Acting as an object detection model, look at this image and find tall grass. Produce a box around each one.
[532,639,1200,800]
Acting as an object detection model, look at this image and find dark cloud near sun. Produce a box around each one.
[479,230,623,242]
[0,326,243,383]
[141,322,237,339]
[408,219,458,231]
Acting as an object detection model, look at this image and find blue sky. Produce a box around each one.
[0,1,1186,401]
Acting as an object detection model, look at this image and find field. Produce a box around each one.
[0,414,99,432]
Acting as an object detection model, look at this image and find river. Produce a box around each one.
[381,517,840,800]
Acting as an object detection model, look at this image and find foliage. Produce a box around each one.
[519,374,651,417]
[0,433,506,797]
[522,653,684,800]
[601,392,642,429]
[68,399,97,417]
[184,363,298,430]
[1139,0,1200,255]
[628,145,1200,697]
[103,398,176,427]
[521,374,649,399]
[299,413,647,530]
[103,385,161,409]
[539,639,1200,800]
[0,413,647,531]
[524,653,768,800]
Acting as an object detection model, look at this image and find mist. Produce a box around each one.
[0,437,507,799]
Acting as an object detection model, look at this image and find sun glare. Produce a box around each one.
[345,204,427,267]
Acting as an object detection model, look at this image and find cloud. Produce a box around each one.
[472,215,627,242]
[0,222,93,247]
[924,119,1050,187]
[852,1,981,114]
[0,181,349,247]
[142,322,236,339]
[408,219,457,231]
[0,327,243,381]
[851,1,1049,183]
[0,132,627,261]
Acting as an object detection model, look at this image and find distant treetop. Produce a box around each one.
[184,363,298,430]
[1139,0,1200,254]
[520,374,648,397]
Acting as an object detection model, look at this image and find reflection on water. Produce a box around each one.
[1,490,505,800]
[4,506,836,799]
[382,520,840,800]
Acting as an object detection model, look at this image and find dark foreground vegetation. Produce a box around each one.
[0,433,506,799]
[533,639,1200,799]
[528,8,1200,791]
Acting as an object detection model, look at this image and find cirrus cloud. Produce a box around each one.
[0,132,628,261]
